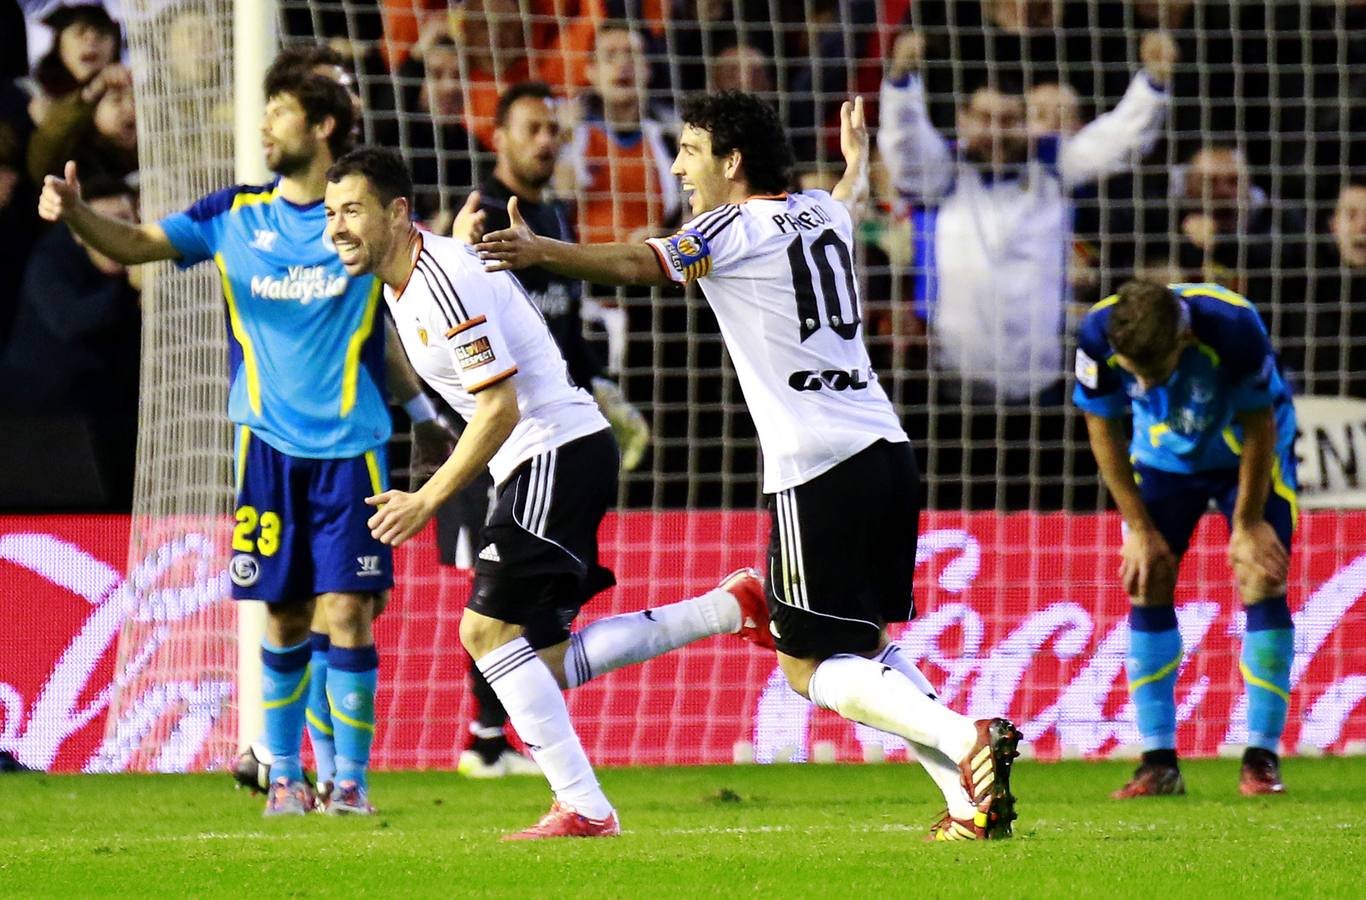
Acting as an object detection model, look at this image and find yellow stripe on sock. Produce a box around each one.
[1240,661,1291,703]
[1128,652,1183,692]
[327,689,376,733]
[263,665,310,710]
[305,708,334,737]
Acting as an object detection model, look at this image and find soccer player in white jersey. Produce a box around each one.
[478,91,1023,840]
[322,147,775,840]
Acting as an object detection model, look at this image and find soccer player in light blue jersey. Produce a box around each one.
[1074,279,1297,798]
[38,63,392,816]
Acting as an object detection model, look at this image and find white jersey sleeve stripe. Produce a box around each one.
[444,315,487,338]
[467,366,517,393]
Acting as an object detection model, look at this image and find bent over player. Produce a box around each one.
[40,65,390,816]
[1074,280,1297,797]
[323,146,772,839]
[477,90,1022,841]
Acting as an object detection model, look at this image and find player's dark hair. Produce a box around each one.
[263,68,356,160]
[267,43,345,80]
[679,91,794,195]
[328,146,414,209]
[1106,280,1184,369]
[495,81,554,128]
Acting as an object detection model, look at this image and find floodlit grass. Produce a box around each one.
[2,758,1361,898]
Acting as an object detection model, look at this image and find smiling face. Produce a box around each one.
[671,124,735,216]
[324,173,405,278]
[261,92,324,176]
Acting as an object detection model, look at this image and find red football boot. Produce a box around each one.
[502,801,621,841]
[718,567,774,650]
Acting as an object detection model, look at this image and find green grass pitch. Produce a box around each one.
[3,758,1362,898]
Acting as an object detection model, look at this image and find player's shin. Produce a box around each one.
[326,644,379,789]
[261,638,312,783]
[1127,605,1183,756]
[873,645,976,817]
[561,589,740,688]
[305,631,336,787]
[806,654,978,761]
[474,637,612,819]
[1241,596,1294,752]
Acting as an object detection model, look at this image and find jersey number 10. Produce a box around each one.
[787,230,861,343]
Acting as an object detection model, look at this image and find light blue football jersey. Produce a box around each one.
[160,180,390,459]
[1072,282,1296,475]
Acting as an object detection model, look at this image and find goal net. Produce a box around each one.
[105,0,1366,771]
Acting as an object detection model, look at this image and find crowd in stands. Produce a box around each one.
[1,0,1363,512]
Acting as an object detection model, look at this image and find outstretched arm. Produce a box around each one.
[38,160,178,265]
[476,196,671,288]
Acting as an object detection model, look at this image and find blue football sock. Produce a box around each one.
[305,631,336,786]
[261,638,312,783]
[1127,605,1182,752]
[1242,596,1294,753]
[327,644,379,789]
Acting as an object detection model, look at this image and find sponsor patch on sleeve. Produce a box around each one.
[1075,347,1100,390]
[659,228,712,281]
[455,336,495,370]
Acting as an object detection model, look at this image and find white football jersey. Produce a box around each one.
[646,190,907,493]
[386,231,607,485]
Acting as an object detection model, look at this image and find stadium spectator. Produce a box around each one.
[0,176,140,505]
[380,34,484,231]
[1296,181,1366,398]
[1171,145,1308,332]
[707,41,773,95]
[569,20,679,246]
[26,4,121,122]
[878,28,1172,508]
[26,61,136,184]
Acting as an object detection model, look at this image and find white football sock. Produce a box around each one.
[807,654,978,763]
[563,589,739,689]
[873,646,975,817]
[474,637,612,820]
[876,644,939,699]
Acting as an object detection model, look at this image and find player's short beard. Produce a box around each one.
[270,145,315,178]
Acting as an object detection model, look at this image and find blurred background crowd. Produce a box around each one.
[1,0,1363,512]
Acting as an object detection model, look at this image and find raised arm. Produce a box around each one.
[1058,32,1174,189]
[832,97,869,218]
[876,31,955,202]
[476,196,671,288]
[38,160,178,265]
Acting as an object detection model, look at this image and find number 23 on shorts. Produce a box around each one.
[233,505,282,556]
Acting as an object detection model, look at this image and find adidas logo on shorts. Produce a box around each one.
[478,543,501,562]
